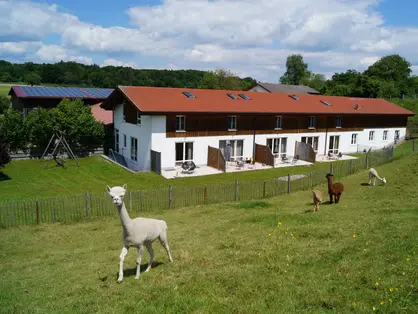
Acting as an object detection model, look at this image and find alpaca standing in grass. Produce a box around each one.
[325,173,344,204]
[312,189,322,212]
[368,168,387,186]
[106,184,173,282]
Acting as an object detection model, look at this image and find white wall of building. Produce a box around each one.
[113,105,406,171]
[113,104,152,171]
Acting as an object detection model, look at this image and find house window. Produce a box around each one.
[329,135,340,154]
[308,116,315,129]
[124,134,127,147]
[336,116,342,128]
[130,137,137,162]
[369,131,375,141]
[275,116,282,130]
[175,142,193,166]
[351,134,358,145]
[228,115,237,130]
[267,138,287,158]
[176,115,185,132]
[137,111,141,125]
[383,130,388,141]
[301,136,319,153]
[219,140,244,161]
[394,130,400,140]
[115,129,119,153]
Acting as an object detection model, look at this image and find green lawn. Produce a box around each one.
[0,156,325,201]
[0,85,11,97]
[0,153,417,313]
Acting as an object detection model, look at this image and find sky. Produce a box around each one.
[1,0,418,82]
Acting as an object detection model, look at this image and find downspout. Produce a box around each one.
[252,116,259,162]
[324,116,328,156]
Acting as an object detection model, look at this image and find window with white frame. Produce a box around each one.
[369,131,375,141]
[124,134,127,147]
[130,137,137,162]
[228,115,237,130]
[336,116,342,128]
[175,142,193,166]
[275,116,282,129]
[383,130,388,141]
[394,130,400,140]
[308,116,315,129]
[115,129,119,153]
[267,137,287,158]
[219,140,244,161]
[176,115,185,131]
[301,136,319,153]
[137,111,141,125]
[351,133,358,145]
[329,135,340,154]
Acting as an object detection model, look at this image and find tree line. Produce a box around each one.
[0,60,256,91]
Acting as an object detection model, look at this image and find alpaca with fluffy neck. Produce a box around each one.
[325,173,344,204]
[312,189,322,212]
[368,168,387,186]
[106,184,173,282]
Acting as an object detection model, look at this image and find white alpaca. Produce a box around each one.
[106,184,173,282]
[368,168,387,186]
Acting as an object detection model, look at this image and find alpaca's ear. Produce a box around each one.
[106,185,111,193]
[123,184,127,191]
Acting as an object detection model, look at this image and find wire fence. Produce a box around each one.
[0,147,396,228]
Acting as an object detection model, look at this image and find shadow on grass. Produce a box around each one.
[0,172,11,181]
[116,261,165,279]
[361,183,371,186]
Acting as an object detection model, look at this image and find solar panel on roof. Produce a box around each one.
[18,85,112,99]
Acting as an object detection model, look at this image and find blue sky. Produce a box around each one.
[1,0,418,82]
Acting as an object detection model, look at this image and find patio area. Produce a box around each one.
[315,153,358,163]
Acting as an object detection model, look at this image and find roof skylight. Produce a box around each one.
[289,95,299,101]
[238,93,251,100]
[227,93,239,100]
[321,100,332,106]
[183,91,196,98]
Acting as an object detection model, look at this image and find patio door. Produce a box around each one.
[301,136,319,153]
[328,135,340,154]
[266,137,287,158]
[175,142,193,166]
[219,140,244,161]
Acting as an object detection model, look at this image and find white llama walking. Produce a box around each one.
[368,168,387,186]
[106,184,173,282]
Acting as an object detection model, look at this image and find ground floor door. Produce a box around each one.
[266,137,287,158]
[301,136,319,153]
[175,142,193,166]
[219,140,244,161]
[328,135,340,154]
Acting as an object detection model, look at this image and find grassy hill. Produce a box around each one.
[0,150,416,313]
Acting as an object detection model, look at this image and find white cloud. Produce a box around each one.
[2,0,418,83]
[35,45,93,64]
[102,58,137,68]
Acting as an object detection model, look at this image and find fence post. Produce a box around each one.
[309,171,312,188]
[169,185,173,209]
[204,187,207,204]
[349,160,353,175]
[129,191,133,213]
[329,162,334,174]
[413,139,415,152]
[35,200,39,225]
[263,181,266,198]
[235,179,239,201]
[365,153,369,169]
[287,174,291,193]
[85,190,90,217]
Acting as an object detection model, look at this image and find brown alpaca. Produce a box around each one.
[312,189,322,212]
[325,173,344,204]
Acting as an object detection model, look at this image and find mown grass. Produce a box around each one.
[0,85,11,97]
[0,153,417,313]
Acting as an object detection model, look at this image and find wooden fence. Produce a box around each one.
[0,147,395,228]
[255,144,275,167]
[207,146,226,171]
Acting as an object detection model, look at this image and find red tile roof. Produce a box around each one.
[91,103,113,125]
[101,86,415,116]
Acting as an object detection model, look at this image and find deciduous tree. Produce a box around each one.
[280,55,310,85]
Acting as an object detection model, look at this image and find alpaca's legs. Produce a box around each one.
[144,243,154,272]
[369,173,372,185]
[329,193,333,204]
[336,193,341,203]
[135,245,144,279]
[159,233,173,263]
[373,177,376,186]
[117,246,129,282]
